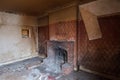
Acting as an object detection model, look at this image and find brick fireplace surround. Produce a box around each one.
[42,41,74,73]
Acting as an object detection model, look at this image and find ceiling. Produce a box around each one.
[0,0,94,16]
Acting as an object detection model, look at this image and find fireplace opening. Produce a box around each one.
[43,41,74,73]
[54,47,68,64]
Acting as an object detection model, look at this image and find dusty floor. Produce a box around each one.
[0,57,111,80]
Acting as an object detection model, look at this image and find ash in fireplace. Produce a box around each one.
[40,46,70,74]
[54,47,68,64]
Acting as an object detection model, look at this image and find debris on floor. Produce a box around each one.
[0,57,111,80]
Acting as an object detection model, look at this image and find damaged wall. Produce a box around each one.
[80,0,120,16]
[78,0,120,77]
[78,16,120,77]
[49,6,77,41]
[49,6,77,69]
[38,16,49,27]
[38,16,49,57]
[0,12,38,65]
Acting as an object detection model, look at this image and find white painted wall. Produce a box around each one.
[0,12,38,64]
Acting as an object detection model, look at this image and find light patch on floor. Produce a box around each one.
[0,57,110,80]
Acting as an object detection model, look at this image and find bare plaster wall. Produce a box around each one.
[80,0,120,16]
[38,16,49,27]
[0,12,38,64]
[49,6,77,24]
[79,0,120,40]
[80,8,102,40]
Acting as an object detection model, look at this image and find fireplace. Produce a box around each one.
[54,46,68,64]
[43,41,74,73]
[47,41,74,65]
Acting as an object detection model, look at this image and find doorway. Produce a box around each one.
[38,26,49,58]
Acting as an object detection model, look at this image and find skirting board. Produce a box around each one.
[0,54,38,66]
[79,65,120,80]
